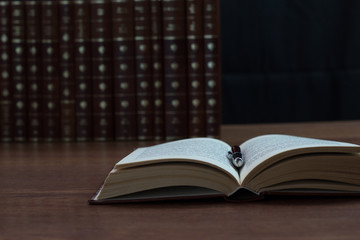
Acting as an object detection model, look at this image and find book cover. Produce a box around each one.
[11,1,27,142]
[90,0,114,141]
[186,0,205,137]
[151,0,164,140]
[111,0,137,141]
[203,0,221,138]
[25,0,41,142]
[162,0,188,140]
[59,0,76,142]
[134,0,154,140]
[74,0,93,141]
[0,1,12,142]
[40,0,60,141]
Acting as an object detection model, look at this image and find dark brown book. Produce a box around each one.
[40,1,60,141]
[186,0,205,137]
[0,1,12,142]
[203,0,221,138]
[90,135,360,203]
[74,0,93,141]
[10,1,27,142]
[90,0,114,141]
[59,1,75,142]
[162,0,188,140]
[111,0,137,141]
[151,0,164,140]
[134,0,153,140]
[25,0,41,142]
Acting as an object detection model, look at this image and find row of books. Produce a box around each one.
[0,0,221,142]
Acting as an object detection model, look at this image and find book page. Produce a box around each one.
[116,138,239,181]
[239,134,360,182]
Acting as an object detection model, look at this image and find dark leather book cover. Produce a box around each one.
[203,0,221,138]
[90,0,114,141]
[25,0,41,142]
[74,0,93,142]
[0,1,12,142]
[162,0,188,140]
[111,0,137,141]
[40,1,60,142]
[11,1,27,142]
[59,1,75,142]
[134,0,153,140]
[151,0,164,140]
[186,0,205,137]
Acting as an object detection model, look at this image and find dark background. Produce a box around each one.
[221,0,360,124]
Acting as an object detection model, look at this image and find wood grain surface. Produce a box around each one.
[1,121,360,239]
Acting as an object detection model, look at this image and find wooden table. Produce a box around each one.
[2,121,360,239]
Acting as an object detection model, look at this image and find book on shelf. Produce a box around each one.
[112,0,137,141]
[59,0,76,142]
[90,0,114,141]
[11,1,27,141]
[41,0,60,141]
[203,0,221,138]
[151,0,165,140]
[186,0,205,137]
[134,0,154,140]
[0,0,12,142]
[74,0,93,141]
[162,0,188,140]
[90,134,360,203]
[25,0,41,142]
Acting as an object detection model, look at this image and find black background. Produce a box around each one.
[221,0,360,123]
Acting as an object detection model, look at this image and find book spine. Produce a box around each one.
[162,0,188,140]
[0,1,12,142]
[40,1,60,141]
[151,0,164,140]
[186,0,205,137]
[59,0,75,142]
[25,0,41,142]
[134,0,153,140]
[90,0,114,141]
[203,0,221,138]
[10,1,27,142]
[111,0,137,141]
[74,0,92,141]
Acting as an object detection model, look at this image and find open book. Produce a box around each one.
[89,134,360,203]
